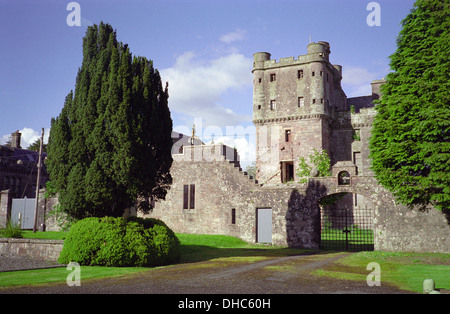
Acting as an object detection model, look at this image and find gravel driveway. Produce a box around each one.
[0,252,415,294]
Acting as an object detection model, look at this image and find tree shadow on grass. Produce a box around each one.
[178,244,336,264]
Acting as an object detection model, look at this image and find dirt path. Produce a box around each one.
[1,252,413,294]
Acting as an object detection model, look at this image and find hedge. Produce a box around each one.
[58,216,180,267]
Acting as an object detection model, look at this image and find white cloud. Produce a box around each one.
[0,134,9,145]
[341,65,379,98]
[207,134,256,170]
[19,128,41,148]
[220,28,247,44]
[160,51,253,127]
[81,17,94,27]
[0,128,50,149]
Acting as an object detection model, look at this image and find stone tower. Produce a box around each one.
[252,41,347,184]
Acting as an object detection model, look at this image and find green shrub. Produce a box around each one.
[58,216,180,267]
[1,220,23,238]
[126,216,181,266]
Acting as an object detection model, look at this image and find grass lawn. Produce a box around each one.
[0,229,68,240]
[313,251,450,293]
[1,231,448,293]
[0,266,148,288]
[0,233,307,289]
[20,230,68,240]
[176,233,307,263]
[320,227,374,251]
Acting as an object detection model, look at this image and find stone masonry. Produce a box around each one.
[114,42,449,253]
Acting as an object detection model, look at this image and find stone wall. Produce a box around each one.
[306,176,450,253]
[144,148,450,253]
[0,189,60,230]
[142,144,261,243]
[375,201,450,253]
[0,238,63,261]
[0,189,12,228]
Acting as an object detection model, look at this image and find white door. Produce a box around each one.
[257,208,272,243]
[11,197,35,229]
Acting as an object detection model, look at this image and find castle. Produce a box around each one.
[140,41,449,253]
[6,41,442,252]
[252,41,383,185]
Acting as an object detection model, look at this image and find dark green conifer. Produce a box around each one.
[47,22,173,219]
[369,0,450,211]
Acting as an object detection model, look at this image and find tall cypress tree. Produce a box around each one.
[47,22,173,219]
[369,0,450,212]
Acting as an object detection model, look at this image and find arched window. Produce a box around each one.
[338,171,350,185]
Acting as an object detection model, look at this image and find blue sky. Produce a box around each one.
[0,0,415,166]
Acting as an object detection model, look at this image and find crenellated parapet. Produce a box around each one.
[173,143,240,168]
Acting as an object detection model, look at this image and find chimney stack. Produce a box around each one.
[11,130,21,148]
[371,79,386,101]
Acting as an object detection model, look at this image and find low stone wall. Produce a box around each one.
[0,238,63,261]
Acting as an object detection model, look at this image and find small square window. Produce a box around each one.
[285,130,291,142]
[297,70,304,79]
[312,99,316,104]
[270,73,276,82]
[298,97,304,107]
[312,71,315,77]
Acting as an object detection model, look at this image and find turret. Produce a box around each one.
[253,52,271,71]
[307,41,330,61]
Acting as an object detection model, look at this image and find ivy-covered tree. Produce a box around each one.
[47,22,173,219]
[369,0,450,211]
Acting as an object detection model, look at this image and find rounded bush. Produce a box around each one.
[58,216,180,267]
[126,216,181,266]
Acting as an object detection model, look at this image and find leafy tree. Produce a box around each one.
[27,139,47,152]
[47,22,173,220]
[296,149,331,183]
[245,161,256,179]
[369,0,450,211]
